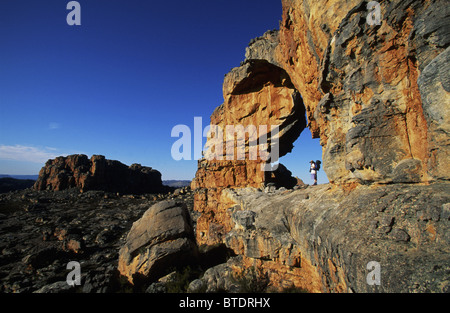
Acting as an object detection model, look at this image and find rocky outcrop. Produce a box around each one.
[34,154,164,194]
[194,0,449,188]
[118,200,198,284]
[191,0,450,292]
[197,182,450,293]
[276,0,449,183]
[192,31,306,246]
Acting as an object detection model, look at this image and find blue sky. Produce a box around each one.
[0,0,326,184]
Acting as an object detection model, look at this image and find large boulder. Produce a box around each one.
[118,200,198,284]
[33,154,164,194]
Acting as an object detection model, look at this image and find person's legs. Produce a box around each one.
[311,173,317,185]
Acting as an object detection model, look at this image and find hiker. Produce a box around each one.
[309,160,320,185]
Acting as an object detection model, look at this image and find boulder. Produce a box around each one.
[118,200,198,284]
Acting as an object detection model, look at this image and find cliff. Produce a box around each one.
[189,0,450,292]
[276,0,449,184]
[34,154,164,194]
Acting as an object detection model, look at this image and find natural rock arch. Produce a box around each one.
[192,0,449,246]
[192,33,309,246]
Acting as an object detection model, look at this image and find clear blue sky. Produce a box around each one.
[0,0,326,184]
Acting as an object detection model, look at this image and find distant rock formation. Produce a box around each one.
[163,180,192,188]
[34,154,164,194]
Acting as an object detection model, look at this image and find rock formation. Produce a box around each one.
[15,0,448,293]
[191,0,450,292]
[221,183,450,292]
[118,200,198,284]
[275,0,449,184]
[34,154,164,194]
[191,31,306,246]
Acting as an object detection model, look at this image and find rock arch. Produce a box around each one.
[190,0,449,291]
[192,31,308,245]
[192,0,449,246]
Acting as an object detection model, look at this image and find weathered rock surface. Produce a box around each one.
[118,200,198,284]
[0,187,194,293]
[220,182,450,292]
[192,30,306,246]
[190,0,450,292]
[417,46,450,181]
[276,0,449,184]
[34,154,164,194]
[194,0,449,192]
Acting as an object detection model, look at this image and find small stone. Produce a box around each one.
[392,229,411,242]
[187,279,206,293]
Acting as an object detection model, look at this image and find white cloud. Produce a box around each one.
[48,122,61,130]
[0,145,68,164]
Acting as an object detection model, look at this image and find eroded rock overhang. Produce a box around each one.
[192,30,306,246]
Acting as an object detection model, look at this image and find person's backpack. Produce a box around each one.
[315,160,321,171]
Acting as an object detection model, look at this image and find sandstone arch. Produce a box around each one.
[192,35,308,245]
[192,0,449,247]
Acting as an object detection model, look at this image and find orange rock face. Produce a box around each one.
[194,0,449,244]
[192,54,306,245]
[276,0,448,184]
[192,0,449,290]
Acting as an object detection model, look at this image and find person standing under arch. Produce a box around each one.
[309,160,318,185]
